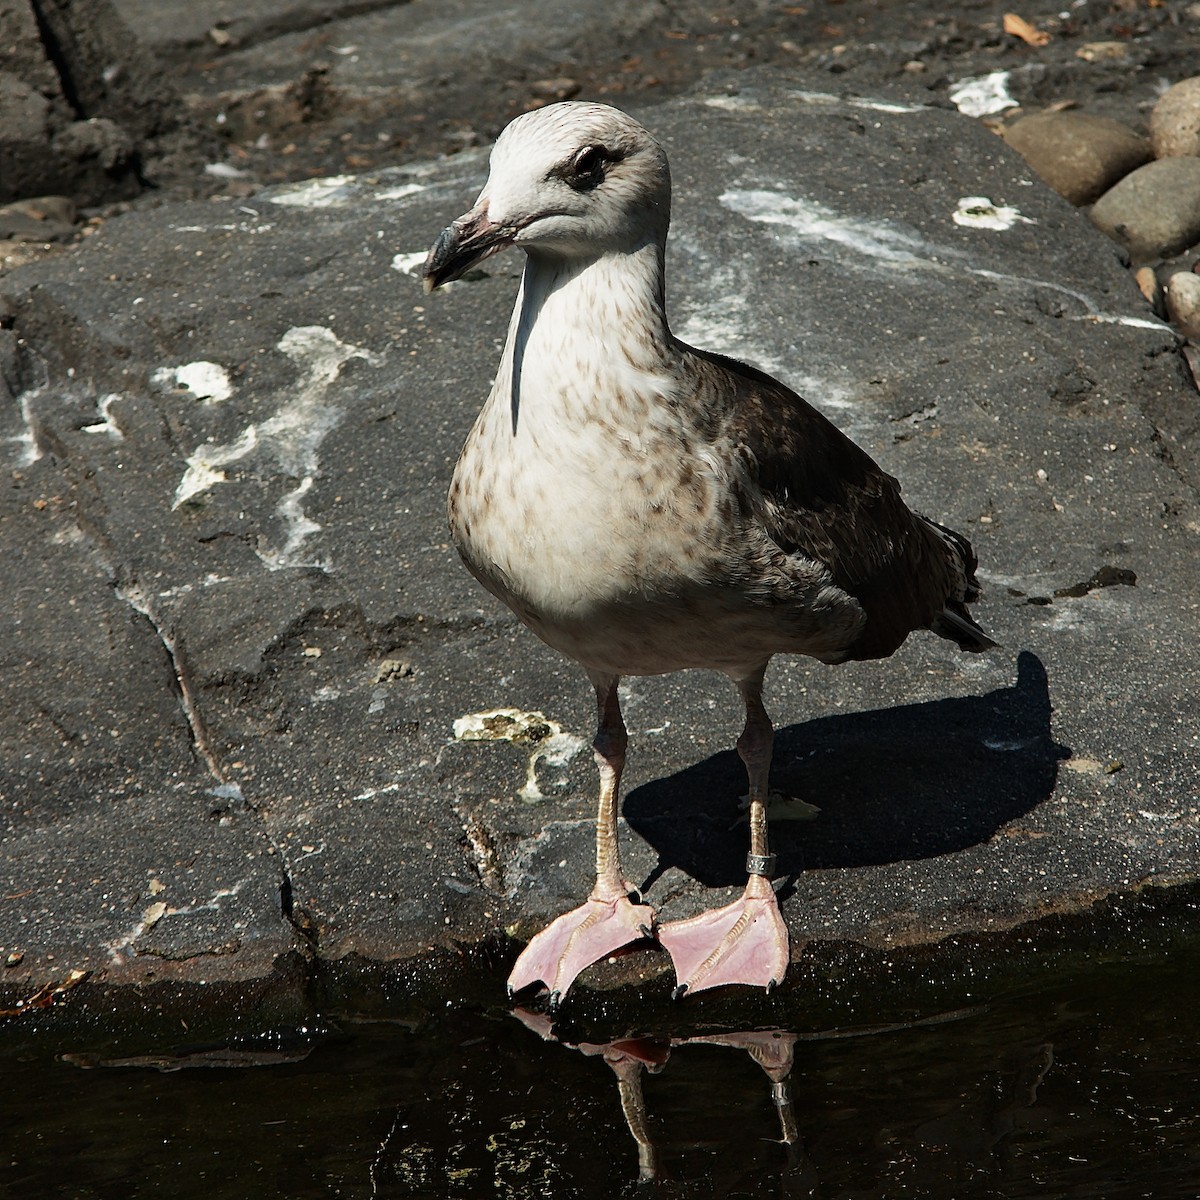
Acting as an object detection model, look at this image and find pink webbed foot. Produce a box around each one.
[658,875,789,998]
[507,890,655,1008]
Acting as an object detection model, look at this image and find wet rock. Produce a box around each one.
[1089,157,1200,262]
[1002,111,1151,206]
[1164,271,1200,341]
[1150,76,1200,159]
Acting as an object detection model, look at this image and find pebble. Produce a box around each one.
[1075,41,1131,63]
[1089,157,1200,262]
[1134,266,1165,318]
[1184,344,1200,391]
[0,195,78,242]
[1150,76,1200,159]
[1164,271,1200,340]
[1002,111,1151,206]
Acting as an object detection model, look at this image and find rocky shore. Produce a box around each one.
[2,0,1199,1021]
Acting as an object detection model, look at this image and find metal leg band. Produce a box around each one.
[746,852,776,878]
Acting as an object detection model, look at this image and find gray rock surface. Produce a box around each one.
[1001,110,1151,206]
[1150,74,1200,159]
[2,64,1199,1007]
[1089,156,1200,262]
[0,0,215,205]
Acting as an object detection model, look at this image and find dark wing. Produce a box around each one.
[688,346,979,661]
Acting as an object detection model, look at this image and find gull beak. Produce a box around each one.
[422,202,515,293]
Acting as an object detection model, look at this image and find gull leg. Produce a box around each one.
[608,1053,660,1184]
[660,668,790,998]
[508,672,654,1006]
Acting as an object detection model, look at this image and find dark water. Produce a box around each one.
[3,935,1199,1200]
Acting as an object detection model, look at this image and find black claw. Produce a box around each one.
[638,923,655,940]
[506,984,515,1000]
[671,983,689,1001]
[547,989,563,1014]
[766,978,778,995]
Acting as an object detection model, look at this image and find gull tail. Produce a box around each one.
[922,516,998,653]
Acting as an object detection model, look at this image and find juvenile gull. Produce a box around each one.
[422,101,994,1006]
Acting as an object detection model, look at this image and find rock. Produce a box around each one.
[1002,111,1151,206]
[1150,76,1200,159]
[51,117,141,203]
[1164,271,1200,340]
[1134,265,1165,317]
[0,72,54,203]
[529,78,582,102]
[1075,41,1131,63]
[0,75,141,206]
[1089,157,1200,261]
[2,68,1196,1006]
[1184,344,1200,391]
[0,0,212,205]
[0,195,78,242]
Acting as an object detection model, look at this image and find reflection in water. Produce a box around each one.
[5,933,1200,1198]
[515,1008,808,1188]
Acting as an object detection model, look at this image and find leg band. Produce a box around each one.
[746,852,777,878]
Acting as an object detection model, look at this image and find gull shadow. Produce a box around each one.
[625,651,1068,888]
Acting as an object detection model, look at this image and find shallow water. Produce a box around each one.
[3,939,1199,1199]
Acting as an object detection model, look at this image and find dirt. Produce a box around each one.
[132,1,1200,195]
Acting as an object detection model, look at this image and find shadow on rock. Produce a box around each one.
[626,651,1068,888]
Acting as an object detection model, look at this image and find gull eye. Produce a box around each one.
[568,145,605,190]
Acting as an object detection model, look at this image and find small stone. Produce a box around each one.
[1089,158,1200,262]
[1150,76,1200,159]
[52,118,135,173]
[4,950,23,967]
[1002,112,1151,206]
[1164,271,1200,340]
[1134,266,1165,317]
[0,195,78,243]
[1075,41,1130,63]
[529,78,581,101]
[374,658,414,682]
[1183,344,1200,391]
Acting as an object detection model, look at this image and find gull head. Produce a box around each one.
[422,102,671,292]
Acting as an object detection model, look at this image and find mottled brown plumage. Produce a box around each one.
[687,346,987,663]
[423,101,992,1007]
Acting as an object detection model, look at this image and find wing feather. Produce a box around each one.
[686,345,974,661]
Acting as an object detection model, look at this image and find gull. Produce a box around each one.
[422,101,993,1006]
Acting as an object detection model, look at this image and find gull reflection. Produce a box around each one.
[513,1010,810,1187]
